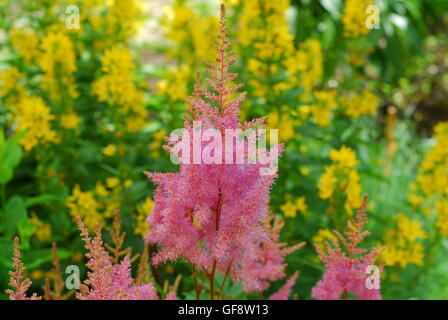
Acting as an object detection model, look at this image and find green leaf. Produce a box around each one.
[319,0,342,19]
[24,249,71,269]
[24,194,65,208]
[0,164,13,184]
[0,237,14,268]
[99,163,120,176]
[17,217,35,250]
[0,130,4,154]
[2,140,22,169]
[3,196,27,236]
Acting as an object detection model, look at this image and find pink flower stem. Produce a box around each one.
[210,189,223,300]
[192,265,200,299]
[217,259,233,300]
[343,246,354,300]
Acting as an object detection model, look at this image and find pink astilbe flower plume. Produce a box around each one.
[237,214,305,292]
[144,4,293,298]
[312,196,382,300]
[269,271,299,300]
[75,216,157,300]
[5,237,41,300]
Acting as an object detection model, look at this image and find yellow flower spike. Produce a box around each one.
[412,122,448,236]
[318,166,337,200]
[14,96,59,151]
[342,0,375,38]
[329,145,359,168]
[381,214,427,268]
[341,90,379,118]
[318,146,362,214]
[10,28,40,64]
[0,67,24,98]
[311,90,337,127]
[38,32,78,101]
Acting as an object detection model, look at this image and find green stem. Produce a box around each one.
[1,183,5,207]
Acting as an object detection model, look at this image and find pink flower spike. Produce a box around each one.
[5,237,41,300]
[143,4,294,296]
[311,196,383,300]
[269,272,299,300]
[75,217,157,300]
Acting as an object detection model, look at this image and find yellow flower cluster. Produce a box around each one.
[157,4,218,101]
[342,0,375,38]
[67,178,132,231]
[85,0,142,50]
[280,196,308,218]
[285,39,323,98]
[14,96,59,151]
[150,129,167,157]
[135,197,154,237]
[157,65,190,102]
[92,47,147,132]
[410,122,448,236]
[10,28,40,64]
[381,214,426,267]
[241,0,294,60]
[38,32,78,101]
[163,5,218,63]
[309,90,338,127]
[236,0,323,104]
[97,177,133,214]
[267,110,297,143]
[60,110,81,130]
[312,228,338,246]
[0,67,25,99]
[341,90,379,118]
[67,184,103,231]
[78,0,103,30]
[318,146,362,214]
[105,0,142,41]
[103,143,117,157]
[29,212,52,242]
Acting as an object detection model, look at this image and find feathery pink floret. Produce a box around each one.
[311,196,382,300]
[144,6,289,292]
[269,272,299,300]
[236,216,304,292]
[311,261,381,300]
[165,291,177,300]
[5,237,41,300]
[75,217,157,300]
